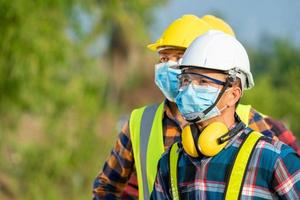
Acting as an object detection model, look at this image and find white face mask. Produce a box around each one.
[154,61,181,102]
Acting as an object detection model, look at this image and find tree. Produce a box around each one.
[0,1,166,199]
[242,38,300,136]
[87,0,166,104]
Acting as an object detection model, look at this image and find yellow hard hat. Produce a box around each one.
[147,15,211,51]
[147,14,235,51]
[201,15,235,37]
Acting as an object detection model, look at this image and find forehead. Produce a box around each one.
[183,67,228,80]
[158,48,185,56]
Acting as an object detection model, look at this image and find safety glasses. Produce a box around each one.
[177,72,226,88]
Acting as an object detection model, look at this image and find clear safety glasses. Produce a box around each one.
[177,72,226,88]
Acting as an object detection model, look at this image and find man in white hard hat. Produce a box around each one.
[151,31,300,199]
[93,15,300,200]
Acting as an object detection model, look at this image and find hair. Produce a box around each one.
[231,78,242,108]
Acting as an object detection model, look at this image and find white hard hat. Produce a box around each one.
[180,30,254,90]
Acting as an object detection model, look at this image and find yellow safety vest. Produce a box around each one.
[169,131,263,200]
[130,102,165,199]
[129,103,252,199]
[236,104,252,126]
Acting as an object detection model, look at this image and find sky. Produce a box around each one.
[151,0,300,48]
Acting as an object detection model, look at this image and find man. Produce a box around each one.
[151,31,300,199]
[93,15,299,200]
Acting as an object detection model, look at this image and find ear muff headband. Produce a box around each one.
[218,118,245,143]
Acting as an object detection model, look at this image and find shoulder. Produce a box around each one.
[254,133,299,166]
[130,102,166,120]
[129,103,159,128]
[242,128,297,162]
[130,105,149,115]
[131,102,166,112]
[255,131,294,154]
[270,140,300,163]
[257,139,280,154]
[246,107,273,137]
[248,107,264,121]
[244,130,300,196]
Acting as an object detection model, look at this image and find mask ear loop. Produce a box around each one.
[187,77,233,123]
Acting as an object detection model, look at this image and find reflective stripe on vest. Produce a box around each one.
[225,131,263,199]
[236,104,252,126]
[169,131,263,200]
[170,143,180,200]
[129,102,165,199]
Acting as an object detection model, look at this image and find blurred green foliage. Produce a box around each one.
[242,39,300,134]
[0,0,300,199]
[0,0,163,199]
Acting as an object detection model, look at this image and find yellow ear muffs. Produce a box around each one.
[198,122,228,157]
[182,125,199,157]
[182,122,229,157]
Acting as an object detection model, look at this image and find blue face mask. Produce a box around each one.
[155,61,181,102]
[175,84,223,122]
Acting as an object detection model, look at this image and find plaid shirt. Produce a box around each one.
[93,101,300,199]
[151,128,300,199]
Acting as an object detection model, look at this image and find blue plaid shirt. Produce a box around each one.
[151,127,300,199]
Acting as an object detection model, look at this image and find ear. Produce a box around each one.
[226,86,242,107]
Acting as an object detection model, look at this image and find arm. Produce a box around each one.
[93,121,135,199]
[264,117,300,155]
[272,144,300,199]
[248,108,300,155]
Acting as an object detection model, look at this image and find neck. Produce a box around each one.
[167,100,186,123]
[197,106,236,129]
[168,101,178,114]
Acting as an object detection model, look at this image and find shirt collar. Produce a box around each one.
[224,123,245,149]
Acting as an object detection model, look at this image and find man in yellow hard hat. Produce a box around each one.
[93,15,300,200]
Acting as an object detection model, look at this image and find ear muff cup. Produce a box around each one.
[182,125,199,157]
[182,122,229,157]
[198,122,228,156]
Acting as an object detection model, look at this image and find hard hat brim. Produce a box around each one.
[147,43,187,52]
[147,43,159,51]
